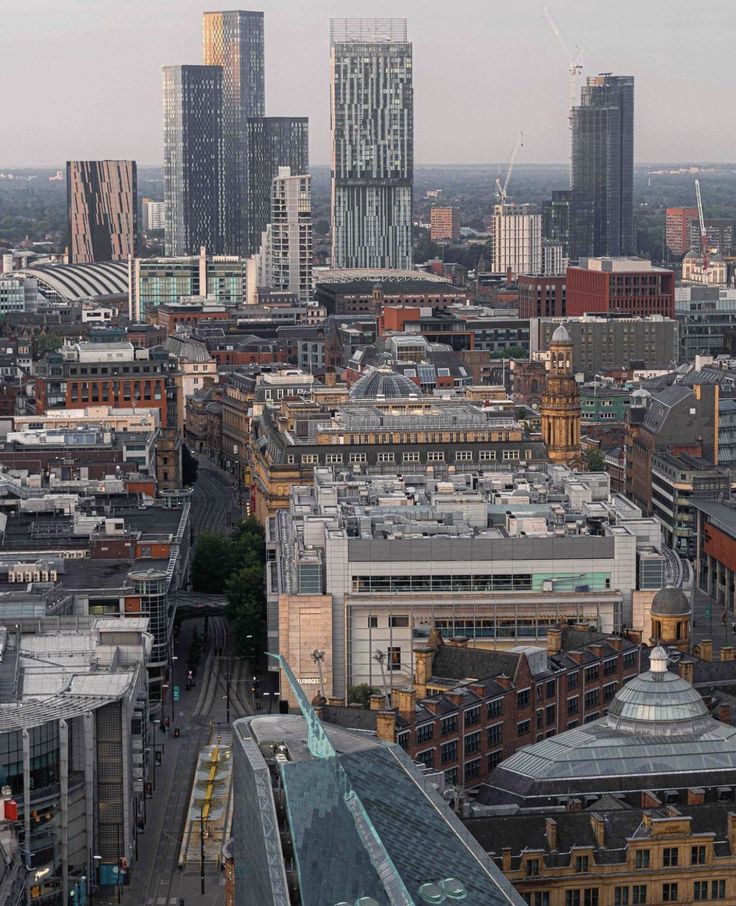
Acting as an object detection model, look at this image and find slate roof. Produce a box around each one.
[430,645,521,683]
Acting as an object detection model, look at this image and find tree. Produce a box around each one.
[585,447,606,472]
[182,444,199,485]
[225,564,266,655]
[191,532,235,593]
[33,332,63,358]
[347,684,382,706]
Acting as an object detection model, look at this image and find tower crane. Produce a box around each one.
[495,132,524,205]
[695,179,709,271]
[542,5,583,128]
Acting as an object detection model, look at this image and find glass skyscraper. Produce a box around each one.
[163,65,224,256]
[66,160,137,263]
[571,74,635,258]
[245,116,309,255]
[203,10,265,255]
[330,18,413,270]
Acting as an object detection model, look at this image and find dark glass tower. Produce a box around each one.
[330,18,413,269]
[571,74,634,258]
[203,10,265,255]
[163,65,224,256]
[66,160,137,263]
[245,117,309,254]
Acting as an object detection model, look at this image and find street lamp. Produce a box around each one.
[90,854,101,906]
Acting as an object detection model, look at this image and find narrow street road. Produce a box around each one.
[190,453,243,536]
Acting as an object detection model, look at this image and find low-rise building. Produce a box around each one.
[530,316,679,380]
[567,258,675,319]
[320,627,642,792]
[250,393,546,521]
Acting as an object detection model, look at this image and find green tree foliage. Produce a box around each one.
[585,447,607,472]
[347,685,382,706]
[33,332,63,358]
[190,518,267,655]
[191,532,237,594]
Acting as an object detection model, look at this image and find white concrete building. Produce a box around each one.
[268,167,313,303]
[268,466,665,699]
[492,203,542,278]
[141,198,166,232]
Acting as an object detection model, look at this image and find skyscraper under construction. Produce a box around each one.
[571,74,634,258]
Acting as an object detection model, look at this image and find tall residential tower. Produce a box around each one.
[330,18,413,269]
[163,65,224,256]
[66,160,137,263]
[571,74,634,258]
[203,10,265,254]
[245,116,309,254]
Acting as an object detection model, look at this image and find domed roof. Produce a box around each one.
[551,324,572,345]
[651,586,690,616]
[605,646,710,737]
[349,367,420,401]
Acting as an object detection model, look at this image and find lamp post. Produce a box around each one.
[169,654,178,724]
[90,853,101,906]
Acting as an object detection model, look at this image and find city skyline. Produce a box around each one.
[3,0,736,168]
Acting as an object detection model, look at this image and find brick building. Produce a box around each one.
[567,258,675,319]
[518,275,566,319]
[430,206,460,242]
[666,206,698,256]
[319,628,642,792]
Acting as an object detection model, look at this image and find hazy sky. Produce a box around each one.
[2,0,735,167]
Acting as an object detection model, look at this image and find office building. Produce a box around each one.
[518,275,566,318]
[530,315,679,379]
[330,18,413,269]
[264,166,312,302]
[141,197,166,232]
[34,341,180,429]
[251,394,547,521]
[203,10,265,254]
[128,248,247,320]
[676,285,736,359]
[666,206,698,256]
[430,206,460,242]
[571,74,635,257]
[650,452,730,557]
[163,65,224,256]
[541,240,564,276]
[0,617,150,905]
[567,257,675,318]
[267,465,664,698]
[626,382,719,515]
[316,271,468,315]
[0,275,39,314]
[492,203,542,278]
[245,116,309,254]
[231,685,524,906]
[66,160,137,264]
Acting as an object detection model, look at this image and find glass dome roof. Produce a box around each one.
[349,367,420,401]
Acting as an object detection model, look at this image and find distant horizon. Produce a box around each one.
[3,161,736,171]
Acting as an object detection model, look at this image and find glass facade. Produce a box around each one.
[203,11,265,255]
[330,21,413,269]
[129,570,168,665]
[246,117,309,255]
[571,75,634,257]
[163,65,224,256]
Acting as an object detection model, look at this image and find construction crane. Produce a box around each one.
[695,179,709,271]
[495,132,524,205]
[542,5,583,128]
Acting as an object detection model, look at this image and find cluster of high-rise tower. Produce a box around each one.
[66,14,633,277]
[162,13,415,270]
[162,10,308,258]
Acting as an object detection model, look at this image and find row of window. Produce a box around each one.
[295,449,534,465]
